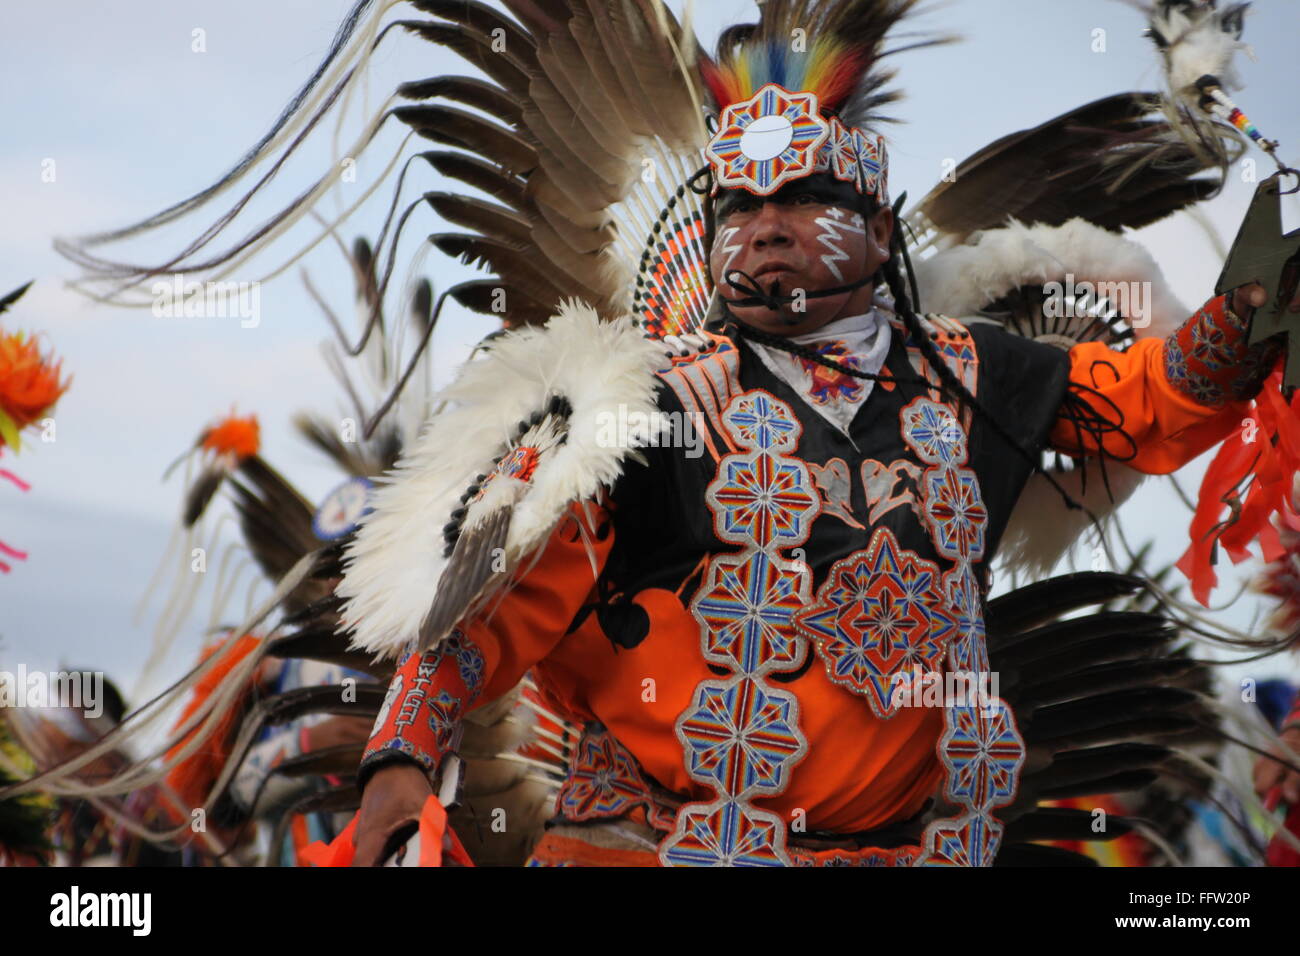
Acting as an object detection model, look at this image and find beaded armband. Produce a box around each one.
[357,630,485,790]
[1163,293,1284,407]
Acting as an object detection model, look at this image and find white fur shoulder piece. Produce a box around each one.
[337,300,669,660]
[912,219,1189,576]
[914,217,1186,339]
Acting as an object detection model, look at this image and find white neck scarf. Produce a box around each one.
[745,307,892,434]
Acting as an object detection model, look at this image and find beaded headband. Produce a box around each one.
[704,83,889,204]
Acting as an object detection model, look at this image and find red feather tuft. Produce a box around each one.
[812,50,870,114]
[699,58,739,112]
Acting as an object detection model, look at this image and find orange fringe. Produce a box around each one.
[1179,368,1300,606]
[202,413,260,460]
[163,634,262,820]
[303,796,473,867]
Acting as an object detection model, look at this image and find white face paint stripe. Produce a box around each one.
[713,224,745,276]
[812,209,865,283]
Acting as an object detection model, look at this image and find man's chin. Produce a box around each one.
[731,306,803,329]
[726,300,836,336]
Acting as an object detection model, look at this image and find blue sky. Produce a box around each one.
[1,0,1297,706]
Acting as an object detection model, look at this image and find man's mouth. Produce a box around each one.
[753,262,796,280]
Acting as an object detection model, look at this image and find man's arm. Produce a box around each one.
[350,499,615,865]
[1048,285,1288,474]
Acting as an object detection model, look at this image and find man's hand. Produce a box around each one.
[1230,281,1300,317]
[1253,725,1300,806]
[351,761,434,867]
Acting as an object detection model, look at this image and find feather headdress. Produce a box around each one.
[702,0,941,121]
[698,0,952,202]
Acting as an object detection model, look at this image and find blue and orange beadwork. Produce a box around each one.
[359,630,485,781]
[798,340,866,405]
[662,392,813,866]
[1164,293,1283,406]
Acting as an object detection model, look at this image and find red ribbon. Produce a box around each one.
[1179,368,1300,606]
[301,794,474,867]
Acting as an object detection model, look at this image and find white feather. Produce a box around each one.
[914,216,1188,339]
[998,464,1146,579]
[1140,0,1252,96]
[914,217,1193,574]
[337,300,669,659]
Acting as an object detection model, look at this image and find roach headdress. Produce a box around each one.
[697,0,939,204]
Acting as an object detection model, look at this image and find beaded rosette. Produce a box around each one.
[704,83,888,203]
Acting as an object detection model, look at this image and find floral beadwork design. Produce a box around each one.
[797,529,953,716]
[898,395,1025,867]
[557,723,677,830]
[797,340,865,405]
[660,392,813,867]
[1164,294,1283,407]
[705,84,830,196]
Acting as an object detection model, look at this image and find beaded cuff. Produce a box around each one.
[1163,294,1284,407]
[357,630,485,790]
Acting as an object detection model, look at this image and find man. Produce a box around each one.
[33,0,1291,867]
[344,149,1293,864]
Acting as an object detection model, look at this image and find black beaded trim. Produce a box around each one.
[441,393,572,558]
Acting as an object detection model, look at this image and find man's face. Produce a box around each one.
[709,177,893,336]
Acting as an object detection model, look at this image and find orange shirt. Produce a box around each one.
[459,508,945,833]
[1050,337,1250,473]
[443,332,1239,834]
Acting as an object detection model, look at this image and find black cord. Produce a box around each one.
[723,266,877,310]
[727,291,1088,517]
[723,220,1092,515]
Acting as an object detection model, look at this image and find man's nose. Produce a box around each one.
[749,202,792,247]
